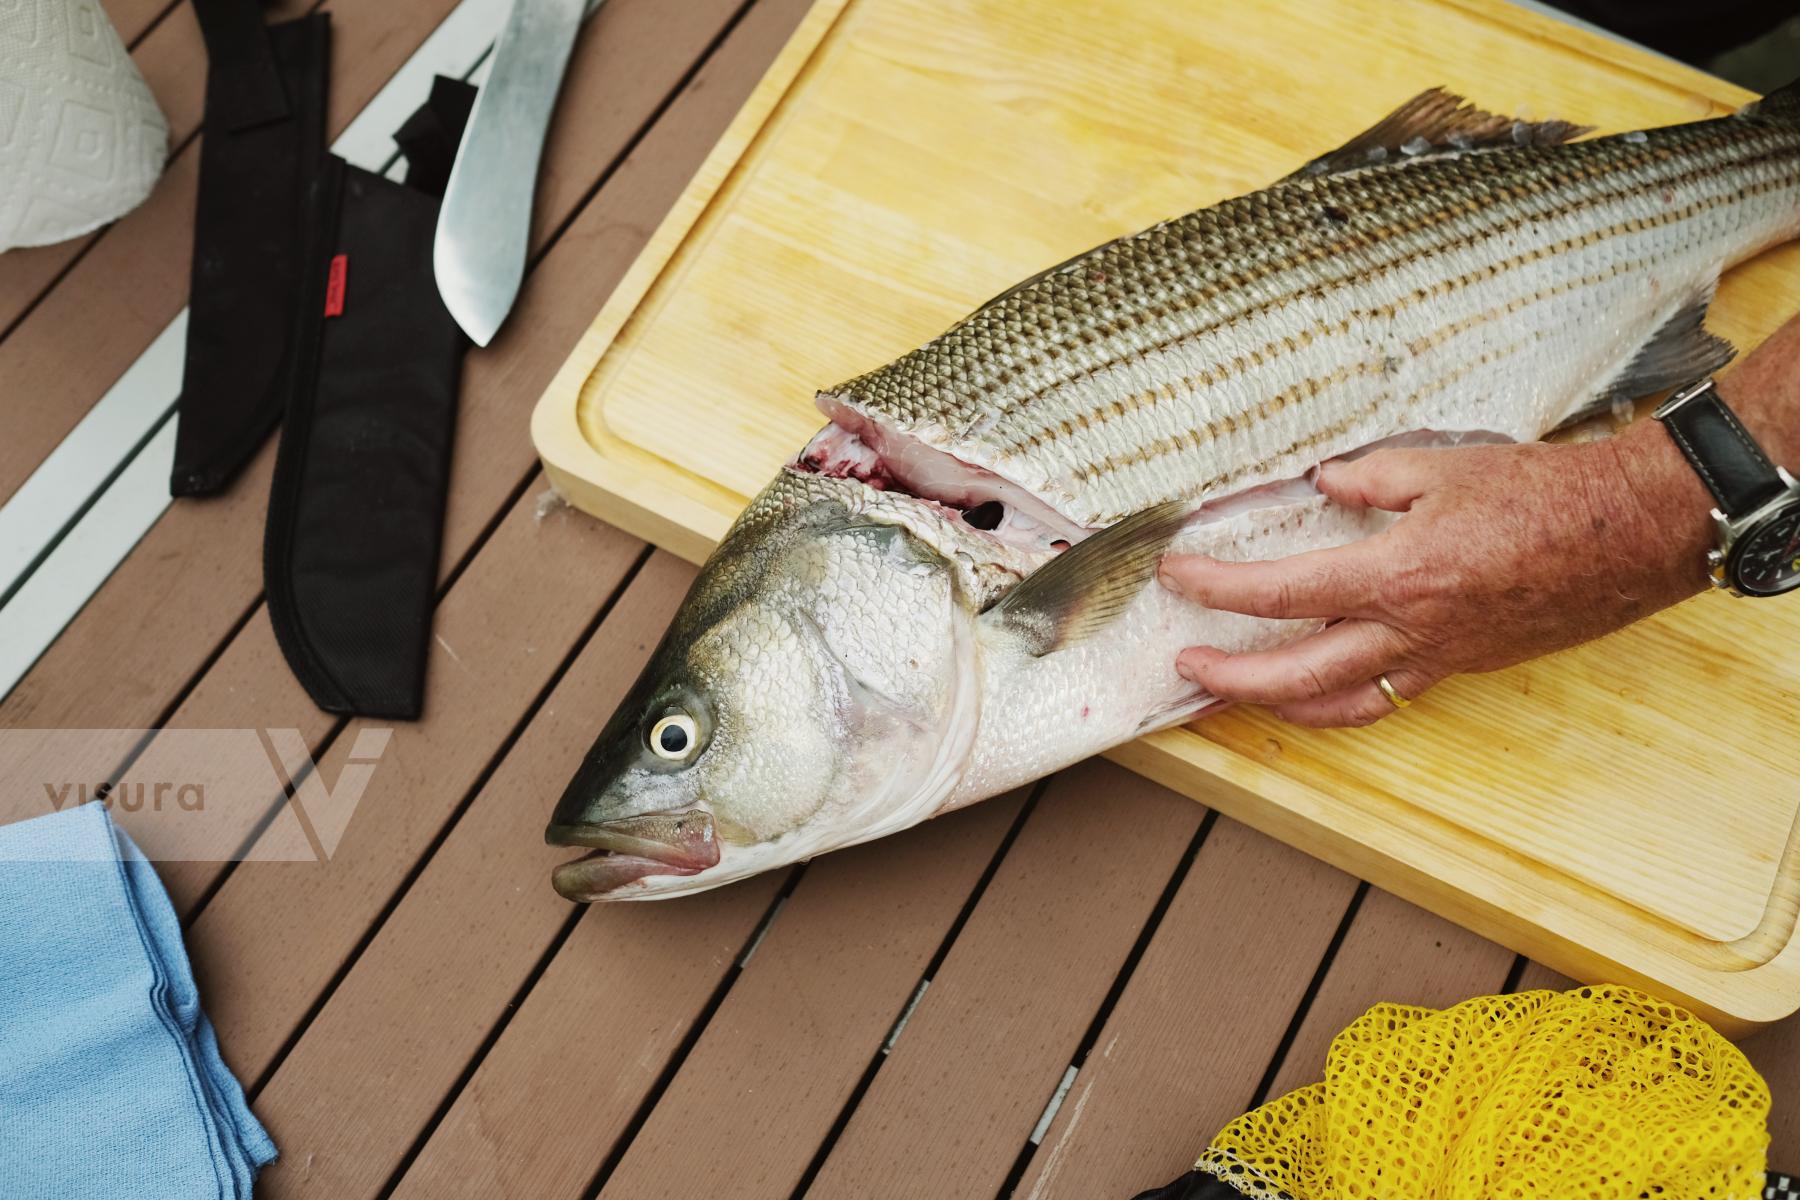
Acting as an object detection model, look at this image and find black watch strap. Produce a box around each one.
[1654,379,1787,516]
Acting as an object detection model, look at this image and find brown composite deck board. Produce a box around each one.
[374,727,1025,1193]
[800,762,1206,1200]
[184,481,642,1086]
[0,217,80,337]
[1005,816,1357,1200]
[1746,1020,1800,1159]
[596,793,1029,1200]
[247,551,689,1200]
[1511,960,1577,993]
[0,0,452,502]
[0,0,770,788]
[388,873,791,1199]
[391,762,1195,1200]
[127,601,341,915]
[1260,885,1517,1100]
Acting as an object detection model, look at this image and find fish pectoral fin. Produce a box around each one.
[1134,689,1225,736]
[1284,87,1592,182]
[1557,286,1738,430]
[984,499,1192,657]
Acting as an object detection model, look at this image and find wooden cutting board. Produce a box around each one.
[533,0,1800,1031]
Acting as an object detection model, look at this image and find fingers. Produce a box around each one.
[1271,666,1441,728]
[1316,449,1436,513]
[1175,620,1405,706]
[1158,542,1378,620]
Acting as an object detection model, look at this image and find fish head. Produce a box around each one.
[547,471,978,900]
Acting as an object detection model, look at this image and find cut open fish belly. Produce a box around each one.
[547,84,1800,900]
[801,409,1087,554]
[798,408,1506,558]
[792,416,1491,806]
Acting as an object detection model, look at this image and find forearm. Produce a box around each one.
[1718,311,1800,472]
[1598,311,1800,596]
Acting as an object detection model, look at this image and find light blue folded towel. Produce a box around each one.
[0,803,276,1199]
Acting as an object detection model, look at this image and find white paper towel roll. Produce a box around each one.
[0,0,170,252]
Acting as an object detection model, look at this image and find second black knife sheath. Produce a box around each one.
[263,78,476,721]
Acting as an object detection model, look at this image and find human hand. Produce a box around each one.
[1157,424,1716,727]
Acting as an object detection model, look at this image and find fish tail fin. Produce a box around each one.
[1740,76,1800,122]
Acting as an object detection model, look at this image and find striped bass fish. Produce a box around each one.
[547,81,1800,900]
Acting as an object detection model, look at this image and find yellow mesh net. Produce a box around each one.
[1196,985,1769,1200]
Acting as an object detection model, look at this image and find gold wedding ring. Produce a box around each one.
[1376,673,1411,710]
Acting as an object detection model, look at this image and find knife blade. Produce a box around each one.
[433,0,590,346]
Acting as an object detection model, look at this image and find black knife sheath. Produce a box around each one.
[171,2,330,497]
[263,77,476,721]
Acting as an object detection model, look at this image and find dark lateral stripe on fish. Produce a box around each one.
[837,121,1799,443]
[991,125,1774,386]
[996,135,1800,455]
[1062,241,1665,470]
[993,149,1800,496]
[1061,166,1800,489]
[1189,327,1550,500]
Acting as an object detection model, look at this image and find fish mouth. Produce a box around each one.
[546,809,720,901]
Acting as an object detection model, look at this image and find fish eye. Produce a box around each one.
[649,712,698,761]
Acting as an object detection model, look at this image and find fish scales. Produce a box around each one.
[826,119,1800,527]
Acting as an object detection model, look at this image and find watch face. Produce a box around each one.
[1729,501,1800,597]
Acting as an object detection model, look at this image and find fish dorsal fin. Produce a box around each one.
[1285,87,1592,182]
[977,251,1081,314]
[986,499,1193,657]
[1558,287,1738,429]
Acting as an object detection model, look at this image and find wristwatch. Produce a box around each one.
[1653,377,1800,597]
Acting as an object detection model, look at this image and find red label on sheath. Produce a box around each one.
[323,254,348,318]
